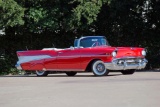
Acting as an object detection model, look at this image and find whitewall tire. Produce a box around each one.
[36,70,48,76]
[92,60,109,76]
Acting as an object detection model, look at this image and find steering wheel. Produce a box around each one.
[92,42,101,47]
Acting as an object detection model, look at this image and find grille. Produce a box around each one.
[117,58,142,66]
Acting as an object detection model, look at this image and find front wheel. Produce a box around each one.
[92,60,109,76]
[36,70,48,76]
[65,72,77,76]
[121,70,135,75]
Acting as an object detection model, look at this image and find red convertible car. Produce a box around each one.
[15,36,147,76]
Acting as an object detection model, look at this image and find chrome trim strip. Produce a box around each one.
[46,69,84,71]
[58,54,110,58]
[113,56,144,60]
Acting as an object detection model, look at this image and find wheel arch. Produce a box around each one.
[85,59,101,72]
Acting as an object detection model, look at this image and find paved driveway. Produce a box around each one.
[0,71,160,107]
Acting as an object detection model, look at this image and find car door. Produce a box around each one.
[56,48,81,71]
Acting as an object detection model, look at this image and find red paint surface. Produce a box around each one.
[17,46,145,71]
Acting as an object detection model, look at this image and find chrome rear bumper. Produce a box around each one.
[15,64,22,70]
[105,58,148,70]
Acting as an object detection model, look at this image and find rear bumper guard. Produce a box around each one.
[15,64,22,70]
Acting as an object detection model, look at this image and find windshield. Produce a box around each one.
[80,36,109,48]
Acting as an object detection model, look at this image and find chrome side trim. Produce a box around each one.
[114,56,144,59]
[58,54,110,58]
[45,69,84,71]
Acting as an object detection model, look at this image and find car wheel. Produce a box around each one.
[121,70,135,75]
[36,70,48,76]
[92,60,109,76]
[65,72,77,76]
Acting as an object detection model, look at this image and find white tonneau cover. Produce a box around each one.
[42,48,64,51]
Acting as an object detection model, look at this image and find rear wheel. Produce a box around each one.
[36,70,48,76]
[65,72,77,76]
[92,60,109,76]
[121,70,135,75]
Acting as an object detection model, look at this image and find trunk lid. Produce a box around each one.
[115,47,144,58]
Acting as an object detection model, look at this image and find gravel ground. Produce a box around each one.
[0,71,160,107]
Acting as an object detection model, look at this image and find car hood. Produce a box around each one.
[94,46,144,58]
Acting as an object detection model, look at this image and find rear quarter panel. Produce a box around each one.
[17,50,57,70]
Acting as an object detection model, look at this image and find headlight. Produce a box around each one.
[112,51,117,57]
[141,50,146,56]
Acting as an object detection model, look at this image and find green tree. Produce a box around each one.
[0,0,24,29]
[1,0,160,74]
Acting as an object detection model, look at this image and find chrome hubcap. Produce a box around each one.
[96,63,105,72]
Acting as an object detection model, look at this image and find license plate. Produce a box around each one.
[126,59,135,62]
